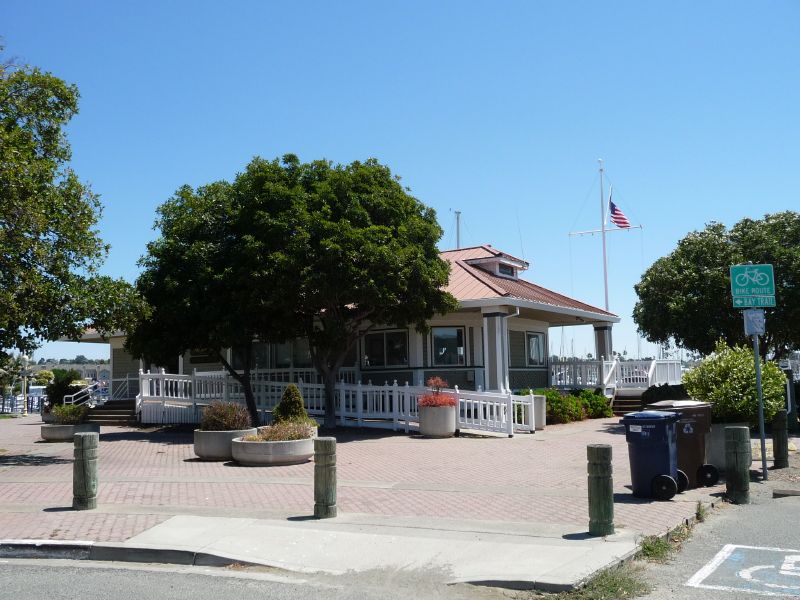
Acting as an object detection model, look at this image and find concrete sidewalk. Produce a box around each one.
[0,414,747,590]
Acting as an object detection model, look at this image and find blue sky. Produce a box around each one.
[5,1,799,361]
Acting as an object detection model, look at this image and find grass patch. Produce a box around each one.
[0,415,15,419]
[639,535,672,562]
[695,501,708,523]
[550,563,651,599]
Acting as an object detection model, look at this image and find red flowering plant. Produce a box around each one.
[418,376,457,407]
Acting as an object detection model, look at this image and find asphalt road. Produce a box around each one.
[642,483,800,599]
[0,559,514,600]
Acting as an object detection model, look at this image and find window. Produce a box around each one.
[273,342,291,368]
[526,332,545,366]
[432,327,465,366]
[292,338,313,368]
[498,263,515,277]
[363,330,408,368]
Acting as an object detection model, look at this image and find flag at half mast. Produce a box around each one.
[608,188,631,228]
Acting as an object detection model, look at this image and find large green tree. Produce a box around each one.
[127,155,457,427]
[0,52,140,357]
[633,212,800,358]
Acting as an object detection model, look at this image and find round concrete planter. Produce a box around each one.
[419,405,456,438]
[41,423,100,442]
[231,436,314,466]
[706,422,749,472]
[193,429,257,461]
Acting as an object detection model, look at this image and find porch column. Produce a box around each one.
[594,324,613,361]
[482,307,510,392]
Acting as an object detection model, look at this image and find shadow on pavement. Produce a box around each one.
[0,454,72,466]
[99,430,192,445]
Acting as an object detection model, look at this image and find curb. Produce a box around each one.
[0,539,258,569]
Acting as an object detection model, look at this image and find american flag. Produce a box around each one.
[609,199,631,228]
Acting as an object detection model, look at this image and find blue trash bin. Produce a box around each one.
[621,410,685,500]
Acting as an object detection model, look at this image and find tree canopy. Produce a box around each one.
[0,52,140,358]
[633,212,800,357]
[127,154,457,426]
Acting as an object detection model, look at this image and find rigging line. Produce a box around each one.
[569,172,600,232]
[445,210,456,249]
[515,206,526,261]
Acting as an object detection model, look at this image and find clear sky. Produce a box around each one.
[5,1,799,362]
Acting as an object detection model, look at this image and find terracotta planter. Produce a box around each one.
[231,436,314,466]
[706,422,749,472]
[193,429,256,461]
[419,405,456,438]
[41,423,100,442]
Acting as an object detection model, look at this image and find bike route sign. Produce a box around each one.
[730,264,776,308]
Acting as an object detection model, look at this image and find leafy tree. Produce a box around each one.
[633,212,800,358]
[127,155,457,427]
[0,49,142,360]
[33,369,53,386]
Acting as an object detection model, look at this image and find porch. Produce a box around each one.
[549,358,683,397]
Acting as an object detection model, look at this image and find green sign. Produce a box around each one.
[730,264,776,308]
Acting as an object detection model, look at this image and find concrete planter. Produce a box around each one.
[706,422,749,472]
[231,436,314,466]
[41,423,100,442]
[193,429,257,461]
[419,405,456,438]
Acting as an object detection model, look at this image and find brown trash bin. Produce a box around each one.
[645,400,719,488]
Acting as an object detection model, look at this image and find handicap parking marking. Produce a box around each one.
[688,544,800,597]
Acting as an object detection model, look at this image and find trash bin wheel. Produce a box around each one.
[651,474,678,501]
[697,464,720,486]
[676,469,689,493]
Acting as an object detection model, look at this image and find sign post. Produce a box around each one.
[730,265,775,481]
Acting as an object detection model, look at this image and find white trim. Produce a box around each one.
[460,298,620,323]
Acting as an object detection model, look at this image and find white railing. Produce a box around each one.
[64,382,102,406]
[551,359,682,390]
[137,369,539,436]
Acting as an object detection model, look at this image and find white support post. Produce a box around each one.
[403,382,410,433]
[454,385,461,434]
[357,381,363,427]
[506,392,514,438]
[392,380,399,431]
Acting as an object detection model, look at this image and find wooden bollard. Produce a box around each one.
[773,409,789,469]
[73,432,99,510]
[725,426,751,505]
[587,444,614,536]
[314,437,337,519]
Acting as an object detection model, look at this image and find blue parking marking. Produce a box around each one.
[688,545,800,596]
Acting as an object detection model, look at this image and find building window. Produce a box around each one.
[292,338,313,368]
[273,342,292,369]
[526,332,545,366]
[498,263,515,277]
[363,330,408,368]
[432,327,465,366]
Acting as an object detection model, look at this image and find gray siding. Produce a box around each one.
[509,331,527,368]
[423,369,476,391]
[112,348,139,379]
[509,370,548,391]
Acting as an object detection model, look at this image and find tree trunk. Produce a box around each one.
[323,368,337,430]
[218,350,259,427]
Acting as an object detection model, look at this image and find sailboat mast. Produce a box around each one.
[599,159,609,311]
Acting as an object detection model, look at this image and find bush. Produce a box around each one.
[45,369,83,406]
[419,377,457,408]
[534,387,584,424]
[200,401,252,431]
[683,341,786,426]
[272,384,313,424]
[52,404,88,425]
[578,389,613,419]
[244,421,316,441]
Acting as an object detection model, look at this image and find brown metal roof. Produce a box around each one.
[441,247,616,318]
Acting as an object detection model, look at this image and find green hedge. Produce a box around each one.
[519,387,612,423]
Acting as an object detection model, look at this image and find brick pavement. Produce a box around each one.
[0,415,720,543]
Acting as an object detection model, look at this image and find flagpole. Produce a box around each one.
[599,159,609,311]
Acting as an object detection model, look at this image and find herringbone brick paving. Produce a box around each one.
[0,415,719,542]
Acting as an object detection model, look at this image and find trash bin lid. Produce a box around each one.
[646,400,711,409]
[621,410,679,421]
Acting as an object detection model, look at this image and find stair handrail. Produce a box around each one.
[64,382,101,406]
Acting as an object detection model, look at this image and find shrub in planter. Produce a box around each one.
[272,384,316,426]
[683,340,786,426]
[200,401,252,431]
[244,421,317,442]
[641,383,689,405]
[44,369,83,415]
[51,404,89,425]
[194,401,256,461]
[418,377,457,437]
